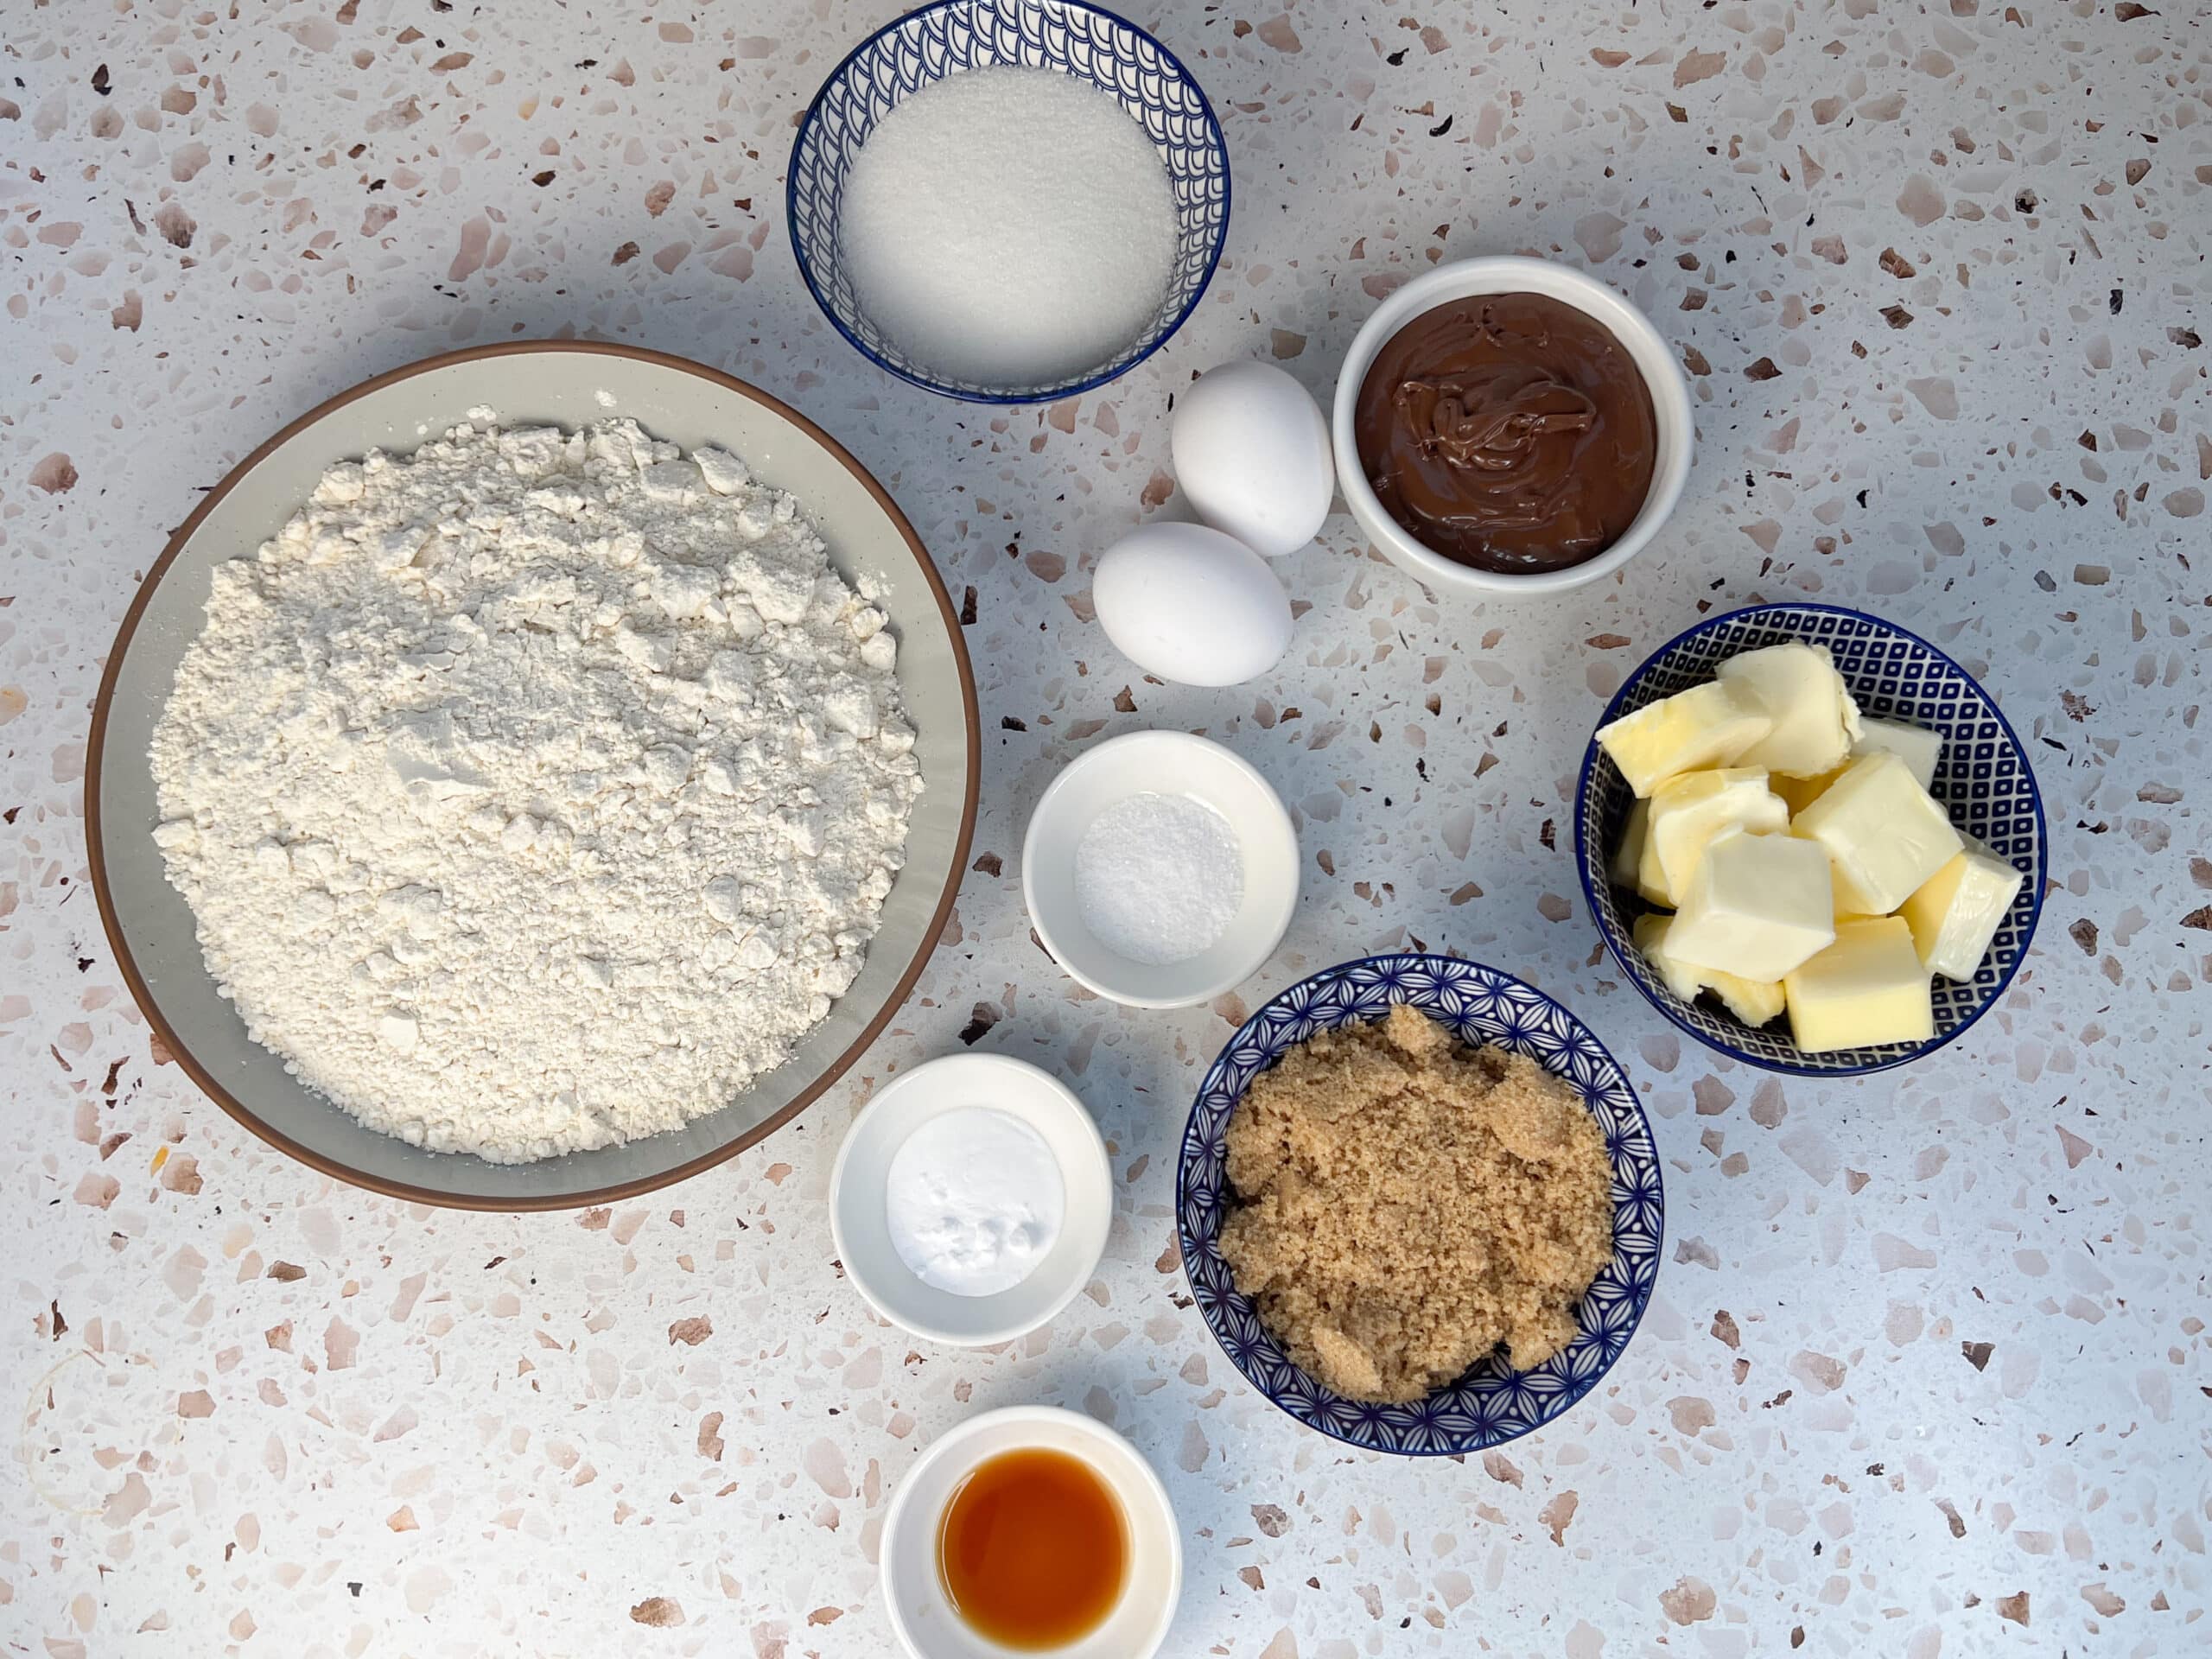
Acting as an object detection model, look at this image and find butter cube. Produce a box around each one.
[1611,798,1650,893]
[1643,767,1789,907]
[1597,679,1772,798]
[1774,766,1843,817]
[1666,828,1836,982]
[1784,917,1934,1052]
[1790,751,1963,915]
[1898,836,2023,981]
[1635,819,1670,908]
[1634,913,1787,1027]
[1715,642,1864,778]
[1852,716,1943,790]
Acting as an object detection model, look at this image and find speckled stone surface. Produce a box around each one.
[3,3,2206,1654]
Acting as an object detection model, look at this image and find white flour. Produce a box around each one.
[150,415,921,1163]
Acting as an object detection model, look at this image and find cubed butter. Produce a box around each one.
[1897,836,2023,981]
[1774,766,1843,817]
[1596,678,1773,798]
[1852,716,1943,790]
[1611,798,1650,893]
[1715,642,1864,778]
[1643,767,1789,906]
[1635,817,1670,907]
[1634,913,1787,1027]
[1783,917,1934,1052]
[1666,827,1836,982]
[1790,750,1964,915]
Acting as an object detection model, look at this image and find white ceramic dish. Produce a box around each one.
[830,1053,1111,1346]
[1022,730,1299,1008]
[1331,255,1694,598]
[85,342,980,1211]
[880,1405,1182,1659]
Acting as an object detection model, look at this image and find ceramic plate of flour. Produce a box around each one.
[86,342,980,1209]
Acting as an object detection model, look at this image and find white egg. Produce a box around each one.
[1170,359,1334,558]
[1093,522,1294,688]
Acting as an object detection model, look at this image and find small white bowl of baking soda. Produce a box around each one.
[830,1052,1112,1347]
[1021,729,1300,1009]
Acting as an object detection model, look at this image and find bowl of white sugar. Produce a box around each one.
[788,0,1230,402]
[1022,731,1300,1009]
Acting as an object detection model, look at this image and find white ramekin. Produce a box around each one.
[880,1405,1182,1659]
[828,1053,1112,1348]
[1021,730,1299,1010]
[1332,256,1694,599]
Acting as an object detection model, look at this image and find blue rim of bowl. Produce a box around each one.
[1573,601,2049,1078]
[1173,953,1663,1457]
[785,0,1233,405]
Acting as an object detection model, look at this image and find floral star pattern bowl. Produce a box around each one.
[788,0,1230,404]
[1176,955,1663,1456]
[1573,603,2047,1077]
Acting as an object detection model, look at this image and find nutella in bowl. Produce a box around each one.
[1332,257,1693,599]
[1353,293,1658,575]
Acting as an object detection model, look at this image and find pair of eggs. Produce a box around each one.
[1093,361,1332,689]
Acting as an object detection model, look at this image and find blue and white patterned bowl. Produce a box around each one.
[1574,603,2047,1077]
[1176,955,1663,1456]
[788,0,1230,404]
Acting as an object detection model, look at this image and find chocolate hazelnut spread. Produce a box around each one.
[1354,292,1658,574]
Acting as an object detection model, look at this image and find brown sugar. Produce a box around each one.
[1218,1005,1614,1404]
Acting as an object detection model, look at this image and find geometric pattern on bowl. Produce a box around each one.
[1175,955,1663,1456]
[1573,602,2047,1077]
[788,0,1230,404]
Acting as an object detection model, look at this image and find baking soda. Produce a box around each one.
[884,1107,1066,1296]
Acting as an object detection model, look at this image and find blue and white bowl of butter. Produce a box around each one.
[788,0,1230,403]
[1575,603,2047,1078]
[830,1052,1112,1347]
[1177,956,1663,1457]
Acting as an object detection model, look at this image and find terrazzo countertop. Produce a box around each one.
[3,3,2206,1654]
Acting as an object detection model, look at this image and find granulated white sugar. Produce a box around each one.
[837,64,1179,388]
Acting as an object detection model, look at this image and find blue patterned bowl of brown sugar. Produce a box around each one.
[1176,955,1663,1456]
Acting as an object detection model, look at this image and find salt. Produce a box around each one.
[837,65,1179,388]
[885,1107,1066,1297]
[1075,792,1245,966]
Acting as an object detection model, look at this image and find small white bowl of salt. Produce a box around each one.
[1022,730,1300,1009]
[830,1052,1113,1348]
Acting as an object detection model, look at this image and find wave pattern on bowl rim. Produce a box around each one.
[1574,601,2047,1077]
[787,0,1230,404]
[1176,954,1663,1457]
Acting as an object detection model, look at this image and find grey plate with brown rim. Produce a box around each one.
[86,342,979,1210]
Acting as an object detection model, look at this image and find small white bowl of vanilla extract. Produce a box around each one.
[880,1405,1181,1658]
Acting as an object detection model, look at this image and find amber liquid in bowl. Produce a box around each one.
[936,1446,1129,1649]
